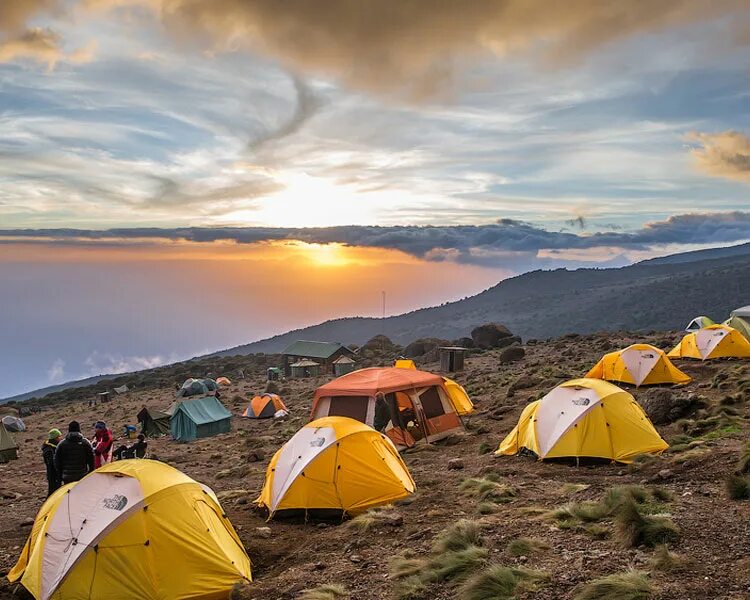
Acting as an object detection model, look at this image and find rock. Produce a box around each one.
[349,554,363,563]
[447,458,464,470]
[264,380,281,395]
[451,337,475,349]
[507,375,540,396]
[403,338,449,358]
[498,346,526,364]
[471,323,514,349]
[19,518,34,528]
[247,449,266,462]
[638,389,706,425]
[256,526,272,539]
[658,469,673,480]
[313,562,326,571]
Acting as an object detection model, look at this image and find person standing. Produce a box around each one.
[54,421,95,485]
[93,421,114,468]
[42,429,62,497]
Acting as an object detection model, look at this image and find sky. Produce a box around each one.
[2,1,750,397]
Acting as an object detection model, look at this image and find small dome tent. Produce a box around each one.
[0,423,18,463]
[496,378,668,463]
[8,460,251,599]
[586,344,691,386]
[256,416,415,518]
[216,376,232,386]
[668,324,750,360]
[312,367,464,448]
[242,393,288,419]
[176,378,211,398]
[725,306,750,341]
[685,316,714,332]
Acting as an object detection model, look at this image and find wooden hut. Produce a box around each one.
[281,340,357,376]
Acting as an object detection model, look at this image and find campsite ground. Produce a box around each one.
[1,331,749,599]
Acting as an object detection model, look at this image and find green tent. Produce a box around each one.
[170,397,232,442]
[137,407,171,437]
[726,306,750,341]
[0,423,18,463]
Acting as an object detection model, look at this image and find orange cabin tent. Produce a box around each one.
[242,393,288,419]
[311,367,464,448]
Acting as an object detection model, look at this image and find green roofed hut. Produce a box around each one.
[281,340,357,377]
[0,423,18,463]
[170,396,232,442]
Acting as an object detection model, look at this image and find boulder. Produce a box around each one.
[498,346,526,364]
[638,389,705,425]
[447,458,464,470]
[471,323,514,349]
[403,338,449,358]
[507,374,540,395]
[451,337,475,349]
[362,335,399,352]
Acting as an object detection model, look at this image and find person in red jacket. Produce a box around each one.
[92,421,113,468]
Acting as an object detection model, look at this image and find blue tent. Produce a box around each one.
[170,397,232,442]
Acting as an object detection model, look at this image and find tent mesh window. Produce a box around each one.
[328,396,369,422]
[419,387,446,419]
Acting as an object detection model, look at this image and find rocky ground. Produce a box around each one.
[1,330,749,599]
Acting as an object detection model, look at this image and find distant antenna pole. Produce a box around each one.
[381,291,386,349]
[382,291,386,319]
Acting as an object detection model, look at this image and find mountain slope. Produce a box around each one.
[216,249,750,355]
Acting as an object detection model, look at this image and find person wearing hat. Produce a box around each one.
[54,421,95,484]
[42,428,62,497]
[92,420,114,468]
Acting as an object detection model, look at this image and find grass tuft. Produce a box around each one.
[505,537,549,557]
[478,442,494,455]
[460,478,518,504]
[433,519,485,553]
[561,482,590,494]
[574,570,651,600]
[459,565,548,600]
[726,473,750,500]
[347,506,400,532]
[298,584,348,600]
[648,544,689,572]
[583,524,610,540]
[477,502,497,515]
[649,486,673,502]
[738,443,750,474]
[425,546,489,583]
[614,499,679,548]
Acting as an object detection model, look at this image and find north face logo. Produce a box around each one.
[572,397,590,406]
[102,494,128,511]
[309,436,326,448]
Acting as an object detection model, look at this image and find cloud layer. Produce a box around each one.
[4,211,749,265]
[688,131,750,183]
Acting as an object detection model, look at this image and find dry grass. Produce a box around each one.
[738,443,750,473]
[726,473,750,500]
[460,477,518,504]
[505,537,549,557]
[459,565,548,599]
[298,584,348,600]
[648,544,690,572]
[574,570,651,600]
[614,499,680,548]
[433,520,485,553]
[347,506,400,531]
[560,482,590,494]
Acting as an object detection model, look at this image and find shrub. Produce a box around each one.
[477,502,497,515]
[478,442,494,455]
[574,570,651,600]
[460,478,517,504]
[433,520,485,553]
[614,499,680,548]
[583,524,610,540]
[650,486,673,502]
[425,546,489,583]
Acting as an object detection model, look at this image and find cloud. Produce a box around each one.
[83,351,168,375]
[0,28,96,69]
[47,358,65,383]
[0,0,59,34]
[14,0,749,96]
[687,130,750,183]
[3,211,749,265]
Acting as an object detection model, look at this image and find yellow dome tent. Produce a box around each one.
[9,460,251,599]
[257,416,415,518]
[668,324,750,360]
[496,378,668,463]
[394,359,474,415]
[586,343,691,387]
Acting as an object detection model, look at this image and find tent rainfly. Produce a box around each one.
[242,394,288,419]
[170,397,232,442]
[8,460,251,599]
[497,378,668,464]
[668,324,750,360]
[725,306,750,341]
[685,316,715,332]
[1,415,26,432]
[586,343,691,386]
[0,423,18,463]
[136,407,171,437]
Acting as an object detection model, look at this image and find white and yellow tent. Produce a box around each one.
[9,460,251,600]
[496,378,668,463]
[668,324,750,360]
[586,343,691,386]
[257,416,415,518]
[394,359,475,415]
